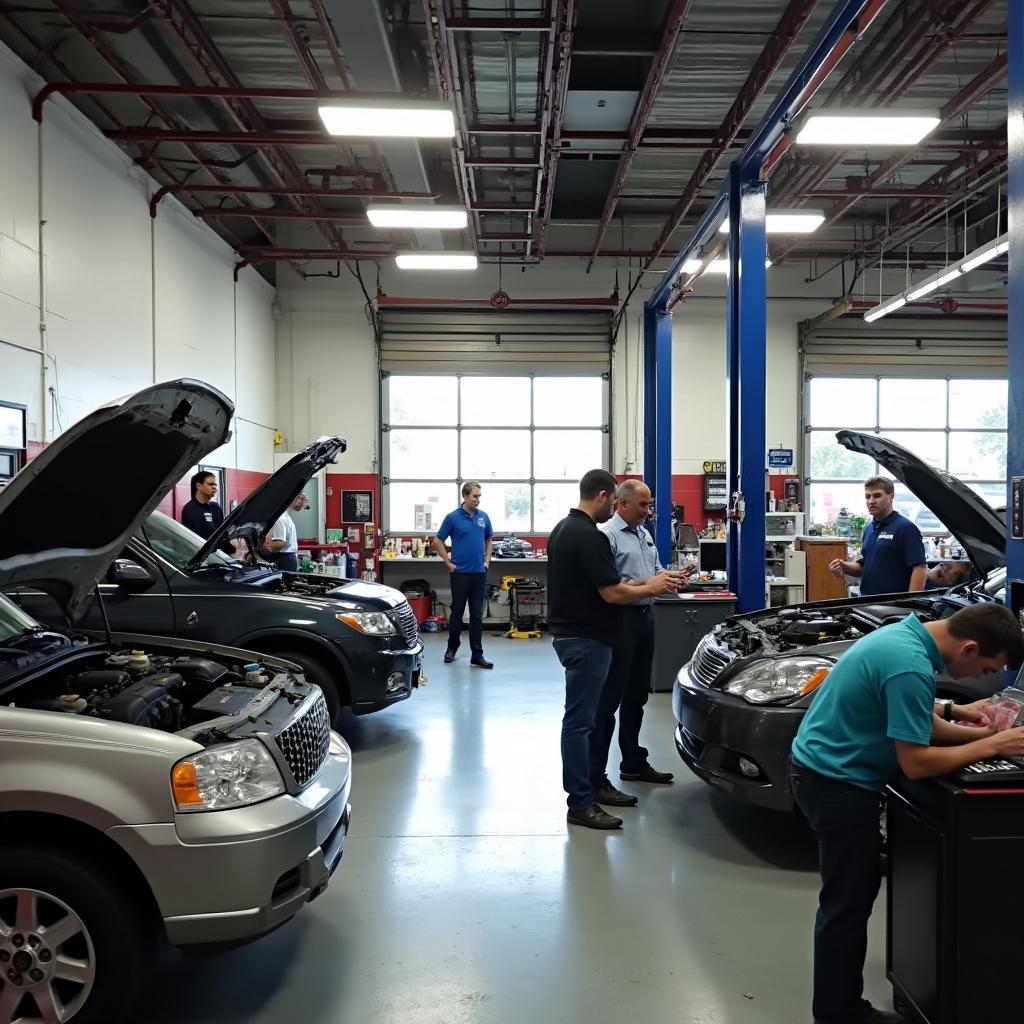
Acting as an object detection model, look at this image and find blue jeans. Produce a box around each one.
[554,636,614,811]
[789,757,883,1024]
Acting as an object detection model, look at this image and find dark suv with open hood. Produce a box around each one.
[13,437,423,724]
[0,381,352,1024]
[672,430,1012,813]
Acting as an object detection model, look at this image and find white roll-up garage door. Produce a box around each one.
[379,308,613,374]
[802,316,1007,376]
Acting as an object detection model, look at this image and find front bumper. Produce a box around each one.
[107,736,353,946]
[349,639,424,714]
[673,668,803,813]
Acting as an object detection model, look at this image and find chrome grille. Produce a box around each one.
[689,634,734,688]
[392,600,420,647]
[276,693,330,788]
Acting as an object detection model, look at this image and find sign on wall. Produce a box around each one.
[768,448,794,468]
[342,490,375,523]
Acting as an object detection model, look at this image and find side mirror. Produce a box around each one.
[108,558,154,590]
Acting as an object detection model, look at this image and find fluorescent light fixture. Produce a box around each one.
[318,101,455,138]
[395,252,478,270]
[795,109,940,146]
[907,267,961,301]
[682,258,703,274]
[961,236,1009,273]
[863,296,907,323]
[367,206,468,229]
[702,257,773,275]
[718,211,825,234]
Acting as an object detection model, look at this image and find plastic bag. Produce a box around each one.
[981,688,1024,732]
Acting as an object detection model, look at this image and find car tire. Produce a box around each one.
[275,649,345,724]
[0,844,154,1024]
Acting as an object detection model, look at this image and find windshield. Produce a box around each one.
[139,511,238,570]
[0,592,42,641]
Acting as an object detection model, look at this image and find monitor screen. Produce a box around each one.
[700,541,727,572]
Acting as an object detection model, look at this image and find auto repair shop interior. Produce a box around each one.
[0,1,1022,1022]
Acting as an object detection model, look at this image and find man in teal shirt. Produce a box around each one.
[789,603,1024,1024]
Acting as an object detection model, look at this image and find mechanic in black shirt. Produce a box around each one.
[180,471,234,555]
[548,469,680,830]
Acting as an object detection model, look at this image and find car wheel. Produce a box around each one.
[275,650,345,724]
[0,845,154,1024]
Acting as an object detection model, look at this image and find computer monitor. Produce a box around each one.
[700,541,727,573]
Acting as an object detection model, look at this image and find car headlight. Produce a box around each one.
[723,656,833,705]
[172,739,285,811]
[335,611,398,635]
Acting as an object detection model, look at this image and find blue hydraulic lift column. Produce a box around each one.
[643,303,674,563]
[1007,0,1024,657]
[725,163,769,611]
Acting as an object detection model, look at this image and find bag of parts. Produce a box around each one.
[982,688,1024,732]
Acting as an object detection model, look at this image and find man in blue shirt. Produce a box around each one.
[789,603,1024,1024]
[829,476,926,595]
[432,481,494,668]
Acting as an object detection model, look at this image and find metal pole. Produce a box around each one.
[642,303,658,528]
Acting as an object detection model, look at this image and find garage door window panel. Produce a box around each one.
[389,377,458,425]
[388,429,458,478]
[461,430,532,480]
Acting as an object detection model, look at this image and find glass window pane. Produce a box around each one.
[461,377,531,425]
[478,482,531,533]
[808,378,876,427]
[388,376,458,425]
[0,406,24,448]
[461,429,531,479]
[808,482,871,531]
[878,379,946,428]
[968,482,1006,511]
[882,431,947,471]
[809,431,876,480]
[389,429,458,477]
[387,482,457,532]
[534,482,579,532]
[949,379,1007,429]
[534,430,604,479]
[534,378,603,426]
[948,432,1006,480]
[891,486,947,536]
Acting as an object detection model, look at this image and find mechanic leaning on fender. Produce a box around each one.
[829,475,927,596]
[788,602,1024,1024]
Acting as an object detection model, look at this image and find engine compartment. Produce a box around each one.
[17,647,277,733]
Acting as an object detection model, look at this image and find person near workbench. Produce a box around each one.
[589,479,692,808]
[788,602,1024,1024]
[828,476,926,595]
[433,481,493,669]
[180,470,234,555]
[548,469,680,830]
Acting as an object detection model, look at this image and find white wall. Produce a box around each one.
[0,43,276,471]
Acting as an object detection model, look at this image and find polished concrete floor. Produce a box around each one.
[149,634,891,1024]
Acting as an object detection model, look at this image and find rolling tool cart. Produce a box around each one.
[505,577,545,639]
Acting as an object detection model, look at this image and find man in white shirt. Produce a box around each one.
[261,491,307,571]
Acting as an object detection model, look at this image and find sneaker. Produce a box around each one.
[594,781,638,807]
[620,762,674,784]
[567,804,623,830]
[470,657,493,669]
[443,650,456,664]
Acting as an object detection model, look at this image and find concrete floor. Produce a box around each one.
[148,634,891,1024]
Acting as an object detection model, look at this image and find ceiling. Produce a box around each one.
[0,0,1009,291]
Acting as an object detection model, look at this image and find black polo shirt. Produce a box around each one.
[547,508,622,641]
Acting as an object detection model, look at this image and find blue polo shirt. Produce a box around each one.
[436,506,493,573]
[792,614,942,792]
[858,509,925,595]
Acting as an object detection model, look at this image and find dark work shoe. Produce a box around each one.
[567,804,622,830]
[443,650,456,664]
[470,657,493,669]
[620,762,674,784]
[594,782,638,807]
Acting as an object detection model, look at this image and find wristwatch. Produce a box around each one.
[937,698,954,722]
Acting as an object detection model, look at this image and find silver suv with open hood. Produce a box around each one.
[0,381,352,1024]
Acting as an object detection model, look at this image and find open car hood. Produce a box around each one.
[835,430,1005,575]
[0,380,233,620]
[187,436,347,569]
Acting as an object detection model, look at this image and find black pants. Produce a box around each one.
[268,551,298,572]
[589,607,654,784]
[448,571,486,658]
[788,757,883,1024]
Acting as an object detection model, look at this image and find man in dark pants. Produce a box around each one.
[548,469,679,830]
[590,479,691,807]
[829,476,926,595]
[433,481,493,669]
[788,603,1024,1024]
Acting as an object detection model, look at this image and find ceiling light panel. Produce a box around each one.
[961,237,1009,273]
[795,110,939,146]
[718,211,825,234]
[319,102,455,138]
[395,252,478,270]
[367,206,468,229]
[907,267,961,301]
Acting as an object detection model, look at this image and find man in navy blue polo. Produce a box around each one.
[829,476,926,595]
[432,481,494,668]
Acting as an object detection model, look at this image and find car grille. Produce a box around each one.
[689,634,734,688]
[392,600,419,647]
[276,693,330,788]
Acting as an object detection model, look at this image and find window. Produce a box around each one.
[805,376,1007,533]
[384,375,607,532]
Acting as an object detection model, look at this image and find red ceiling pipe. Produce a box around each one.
[197,209,366,223]
[642,0,829,276]
[375,294,620,307]
[240,248,396,259]
[107,128,344,145]
[586,0,695,271]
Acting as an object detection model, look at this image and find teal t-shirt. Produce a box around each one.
[791,614,943,792]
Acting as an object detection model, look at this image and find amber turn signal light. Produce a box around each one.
[172,762,203,806]
[800,668,830,696]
